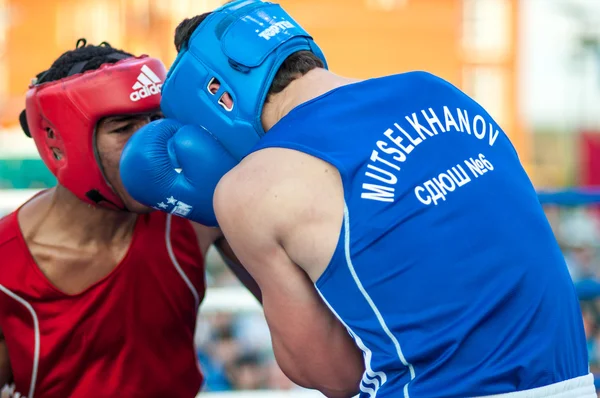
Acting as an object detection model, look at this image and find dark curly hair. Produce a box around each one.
[36,38,133,84]
[20,39,135,137]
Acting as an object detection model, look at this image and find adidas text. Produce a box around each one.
[130,83,162,102]
[130,64,163,102]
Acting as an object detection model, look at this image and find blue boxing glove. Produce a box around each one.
[119,118,237,226]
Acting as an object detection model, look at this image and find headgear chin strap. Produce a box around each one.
[161,0,328,161]
[21,56,167,210]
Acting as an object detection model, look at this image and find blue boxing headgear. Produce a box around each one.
[161,0,328,161]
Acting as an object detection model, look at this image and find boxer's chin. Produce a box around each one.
[117,193,154,214]
[111,184,154,214]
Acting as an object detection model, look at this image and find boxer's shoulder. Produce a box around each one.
[220,147,340,205]
[13,189,54,240]
[239,146,339,178]
[219,149,304,206]
[216,150,291,228]
[0,212,30,281]
[0,189,50,248]
[215,147,342,241]
[0,210,19,249]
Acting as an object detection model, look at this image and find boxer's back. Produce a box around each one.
[250,72,588,397]
[0,208,205,398]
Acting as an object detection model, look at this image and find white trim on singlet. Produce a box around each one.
[317,290,387,397]
[0,285,40,398]
[342,204,415,398]
[165,214,200,309]
[474,374,595,398]
[322,206,591,398]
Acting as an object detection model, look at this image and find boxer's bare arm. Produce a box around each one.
[213,237,262,303]
[191,223,262,302]
[0,329,11,387]
[214,152,364,397]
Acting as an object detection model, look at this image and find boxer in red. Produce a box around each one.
[0,39,260,398]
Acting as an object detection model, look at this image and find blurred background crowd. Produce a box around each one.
[194,256,299,393]
[2,0,600,396]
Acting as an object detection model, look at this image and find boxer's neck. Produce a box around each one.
[261,68,360,132]
[33,185,137,246]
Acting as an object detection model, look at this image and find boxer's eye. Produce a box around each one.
[207,77,220,94]
[113,124,133,134]
[150,112,164,121]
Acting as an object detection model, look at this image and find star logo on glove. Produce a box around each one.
[154,196,193,217]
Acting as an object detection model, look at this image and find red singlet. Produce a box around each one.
[0,210,205,398]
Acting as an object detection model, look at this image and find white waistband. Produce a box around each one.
[475,374,596,398]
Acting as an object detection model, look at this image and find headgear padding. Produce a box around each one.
[161,0,328,161]
[22,56,166,210]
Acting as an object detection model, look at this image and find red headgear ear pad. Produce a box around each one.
[24,56,166,209]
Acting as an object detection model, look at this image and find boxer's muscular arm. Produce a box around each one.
[214,159,363,397]
[213,237,263,303]
[0,328,12,387]
[190,223,262,302]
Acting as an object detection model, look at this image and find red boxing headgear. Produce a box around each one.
[21,56,167,210]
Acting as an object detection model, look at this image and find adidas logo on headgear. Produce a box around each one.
[130,65,163,102]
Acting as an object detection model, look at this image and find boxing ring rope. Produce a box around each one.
[200,286,261,314]
[0,189,42,213]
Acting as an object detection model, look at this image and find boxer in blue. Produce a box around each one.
[119,1,593,397]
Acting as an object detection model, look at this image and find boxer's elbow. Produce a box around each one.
[311,361,363,397]
[316,384,361,398]
[282,367,361,397]
[274,340,363,397]
[292,371,361,398]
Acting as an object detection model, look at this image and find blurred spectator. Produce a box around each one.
[197,315,241,391]
[545,206,600,282]
[581,301,600,371]
[226,352,265,390]
[567,245,598,281]
[196,303,298,392]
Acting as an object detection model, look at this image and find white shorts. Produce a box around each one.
[475,374,596,398]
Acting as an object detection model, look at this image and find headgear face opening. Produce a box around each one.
[21,56,167,210]
[161,0,328,161]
